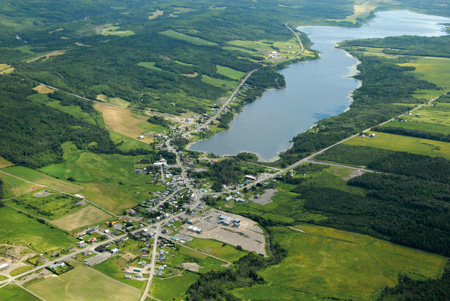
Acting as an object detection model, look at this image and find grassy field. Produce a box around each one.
[345,131,450,159]
[25,50,65,63]
[0,207,75,252]
[109,131,153,152]
[201,75,238,89]
[0,285,40,301]
[94,103,154,144]
[0,63,14,74]
[39,143,162,213]
[1,166,83,194]
[0,156,13,168]
[94,256,146,290]
[381,119,450,135]
[9,265,34,276]
[400,57,450,100]
[28,265,141,300]
[52,205,112,231]
[186,238,247,262]
[233,226,447,300]
[150,270,199,300]
[96,94,130,107]
[138,61,165,72]
[0,171,41,199]
[102,26,135,37]
[160,30,217,46]
[216,65,244,80]
[8,191,85,220]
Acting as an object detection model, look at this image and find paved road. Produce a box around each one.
[140,223,160,301]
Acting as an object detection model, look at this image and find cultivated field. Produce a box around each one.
[1,166,83,194]
[216,65,244,80]
[233,226,447,300]
[345,132,450,159]
[52,205,112,231]
[160,30,217,46]
[201,75,238,89]
[0,285,39,301]
[94,103,154,144]
[0,207,75,252]
[26,51,65,63]
[0,64,14,74]
[32,84,54,94]
[138,61,165,72]
[150,270,199,300]
[28,265,141,300]
[148,9,164,20]
[101,26,135,37]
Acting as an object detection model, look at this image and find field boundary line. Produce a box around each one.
[17,283,47,301]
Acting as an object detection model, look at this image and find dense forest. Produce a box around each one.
[0,77,117,168]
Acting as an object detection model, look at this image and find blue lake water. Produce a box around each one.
[190,10,450,161]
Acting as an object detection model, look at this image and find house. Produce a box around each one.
[138,135,144,140]
[245,175,257,181]
[77,241,85,247]
[90,237,97,243]
[225,196,234,202]
[0,263,8,271]
[125,274,132,279]
[110,248,119,254]
[188,218,200,225]
[235,198,246,203]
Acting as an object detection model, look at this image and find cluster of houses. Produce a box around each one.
[218,214,240,228]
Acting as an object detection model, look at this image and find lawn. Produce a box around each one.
[201,75,238,89]
[8,191,85,220]
[9,265,34,276]
[94,256,146,290]
[160,30,217,46]
[28,265,141,300]
[150,270,199,300]
[0,207,75,253]
[1,166,83,194]
[0,285,40,301]
[109,131,153,152]
[0,171,41,199]
[51,205,112,231]
[216,65,244,80]
[344,131,450,159]
[232,226,447,300]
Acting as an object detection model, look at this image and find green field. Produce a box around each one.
[39,144,163,213]
[201,75,238,89]
[164,245,228,273]
[0,172,40,199]
[28,265,141,300]
[345,131,450,159]
[381,119,450,135]
[94,256,146,290]
[150,270,199,300]
[400,57,450,100]
[186,238,247,262]
[0,285,40,301]
[399,103,450,127]
[109,131,153,152]
[8,191,85,220]
[9,265,34,276]
[0,207,75,252]
[160,30,217,46]
[233,226,447,300]
[1,166,83,194]
[216,65,244,80]
[138,62,165,72]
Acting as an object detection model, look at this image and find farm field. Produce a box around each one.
[27,265,141,300]
[0,172,41,199]
[150,270,199,300]
[7,191,85,220]
[109,131,153,152]
[381,119,450,135]
[344,131,450,159]
[32,84,54,94]
[138,61,165,72]
[186,238,247,262]
[232,226,447,300]
[398,103,450,127]
[0,285,39,301]
[400,57,450,99]
[159,30,217,46]
[94,103,155,144]
[201,75,238,89]
[101,26,135,37]
[0,207,75,252]
[0,64,14,74]
[25,50,65,63]
[216,65,244,80]
[51,205,112,231]
[0,166,83,194]
[0,156,13,168]
[39,143,162,213]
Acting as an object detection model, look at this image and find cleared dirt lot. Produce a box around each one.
[51,205,111,231]
[180,209,266,256]
[250,189,277,205]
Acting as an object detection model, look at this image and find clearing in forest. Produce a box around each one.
[96,94,130,107]
[32,84,54,94]
[0,64,14,74]
[26,51,65,63]
[160,30,217,46]
[149,9,164,19]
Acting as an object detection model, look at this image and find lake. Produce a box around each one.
[189,10,450,161]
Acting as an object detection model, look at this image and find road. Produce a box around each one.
[140,223,160,301]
